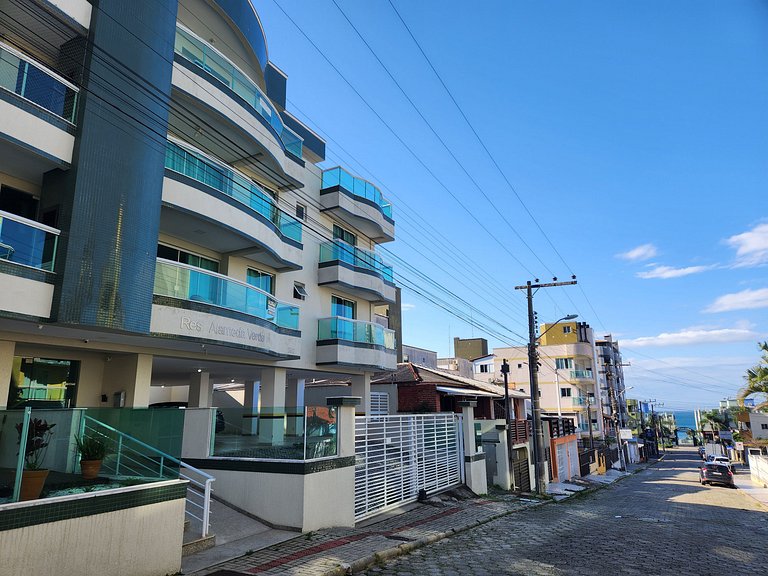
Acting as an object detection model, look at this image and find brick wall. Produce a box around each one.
[397,383,439,413]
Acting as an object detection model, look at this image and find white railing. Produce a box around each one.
[80,416,215,539]
[354,413,462,521]
[751,455,768,487]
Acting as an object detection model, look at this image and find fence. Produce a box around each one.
[751,455,768,487]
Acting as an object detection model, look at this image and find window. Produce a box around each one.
[246,268,274,294]
[562,325,572,334]
[9,357,80,408]
[296,203,306,220]
[157,244,218,272]
[293,281,307,300]
[762,423,768,430]
[332,224,356,246]
[331,295,356,319]
[479,364,490,373]
[555,358,573,370]
[560,387,572,398]
[371,392,389,416]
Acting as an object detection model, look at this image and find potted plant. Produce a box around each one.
[15,418,56,501]
[74,435,109,479]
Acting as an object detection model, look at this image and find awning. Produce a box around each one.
[436,386,501,398]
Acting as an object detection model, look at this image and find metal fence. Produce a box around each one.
[354,414,463,521]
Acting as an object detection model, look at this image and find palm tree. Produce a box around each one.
[738,341,768,411]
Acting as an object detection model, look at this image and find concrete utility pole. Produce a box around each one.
[515,278,577,496]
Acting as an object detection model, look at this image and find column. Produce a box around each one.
[350,373,371,415]
[0,340,16,409]
[102,353,153,407]
[327,396,360,457]
[243,379,259,435]
[459,400,488,495]
[188,370,211,408]
[285,377,305,437]
[258,368,286,445]
[494,423,513,490]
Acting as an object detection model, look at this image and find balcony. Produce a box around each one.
[0,41,78,164]
[320,168,394,243]
[316,317,396,371]
[162,138,302,270]
[546,418,577,438]
[570,396,587,407]
[0,210,58,318]
[150,259,301,358]
[318,240,395,303]
[570,369,594,380]
[172,26,302,158]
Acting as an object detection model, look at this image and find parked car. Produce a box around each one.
[700,463,735,487]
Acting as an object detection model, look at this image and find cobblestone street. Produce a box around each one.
[363,448,768,576]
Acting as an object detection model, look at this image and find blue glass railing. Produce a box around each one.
[0,42,79,124]
[571,370,593,379]
[154,258,300,330]
[321,167,393,219]
[165,139,302,243]
[317,317,395,350]
[319,240,394,283]
[174,26,303,158]
[0,210,59,272]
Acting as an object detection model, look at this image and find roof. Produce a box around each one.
[373,363,529,399]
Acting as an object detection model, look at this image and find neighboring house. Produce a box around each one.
[371,363,529,421]
[493,321,601,440]
[750,412,768,440]
[402,344,438,369]
[436,356,474,379]
[471,354,497,383]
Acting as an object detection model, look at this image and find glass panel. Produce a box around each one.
[153,259,299,329]
[304,406,337,459]
[0,212,59,271]
[165,140,302,243]
[246,269,274,294]
[318,240,394,283]
[317,317,396,350]
[8,357,78,409]
[173,28,303,157]
[331,296,355,319]
[0,45,78,124]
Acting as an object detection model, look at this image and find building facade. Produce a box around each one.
[493,321,602,439]
[0,0,397,416]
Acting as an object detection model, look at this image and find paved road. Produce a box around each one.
[363,447,768,576]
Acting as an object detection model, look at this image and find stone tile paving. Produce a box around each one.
[193,490,544,576]
[363,448,768,576]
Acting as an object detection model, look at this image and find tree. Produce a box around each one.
[739,341,768,411]
[700,409,728,432]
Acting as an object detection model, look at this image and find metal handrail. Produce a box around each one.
[81,415,215,538]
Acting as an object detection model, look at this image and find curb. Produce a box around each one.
[318,500,550,576]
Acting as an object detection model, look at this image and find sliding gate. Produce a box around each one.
[354,413,463,521]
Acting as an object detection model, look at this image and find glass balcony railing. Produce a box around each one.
[211,406,338,460]
[319,239,394,283]
[317,317,396,350]
[0,210,59,272]
[571,370,593,379]
[154,258,300,330]
[0,41,79,124]
[174,26,303,158]
[321,167,393,219]
[165,138,302,243]
[571,396,587,407]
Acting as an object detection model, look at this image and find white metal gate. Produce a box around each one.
[354,413,463,521]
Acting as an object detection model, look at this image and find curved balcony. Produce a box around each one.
[0,210,59,318]
[162,138,302,270]
[318,240,395,303]
[173,26,302,158]
[320,168,394,243]
[0,41,77,164]
[316,317,396,371]
[150,259,300,358]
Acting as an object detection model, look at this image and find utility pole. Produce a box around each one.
[605,368,626,471]
[501,359,516,490]
[515,277,577,496]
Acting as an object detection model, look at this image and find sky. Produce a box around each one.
[253,0,768,411]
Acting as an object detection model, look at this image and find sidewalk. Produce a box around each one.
[733,465,768,510]
[184,460,654,576]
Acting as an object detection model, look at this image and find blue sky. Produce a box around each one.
[255,0,768,410]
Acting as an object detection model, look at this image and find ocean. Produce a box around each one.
[674,410,697,443]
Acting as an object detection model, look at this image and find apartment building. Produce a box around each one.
[0,0,397,416]
[493,321,602,438]
[595,335,628,435]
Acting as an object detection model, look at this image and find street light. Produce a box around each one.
[527,313,578,496]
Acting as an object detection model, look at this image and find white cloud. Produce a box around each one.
[726,222,768,267]
[616,243,657,262]
[401,303,416,311]
[704,288,768,313]
[620,327,759,348]
[636,264,714,279]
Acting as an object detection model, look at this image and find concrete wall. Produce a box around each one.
[0,483,185,576]
[750,413,768,440]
